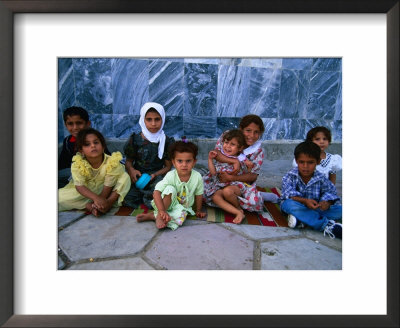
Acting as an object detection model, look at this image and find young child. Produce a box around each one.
[203,129,264,224]
[58,128,131,216]
[280,141,342,239]
[123,102,174,209]
[58,106,91,188]
[136,140,206,230]
[58,106,110,188]
[293,126,342,185]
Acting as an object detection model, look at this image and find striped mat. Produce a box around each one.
[115,187,288,227]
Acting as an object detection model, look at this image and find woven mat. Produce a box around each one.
[115,187,288,227]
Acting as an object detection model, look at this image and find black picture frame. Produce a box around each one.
[1,1,398,327]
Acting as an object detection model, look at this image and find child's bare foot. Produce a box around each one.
[155,216,167,229]
[233,211,245,224]
[136,212,155,223]
[85,202,101,217]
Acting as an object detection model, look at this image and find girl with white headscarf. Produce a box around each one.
[123,102,175,209]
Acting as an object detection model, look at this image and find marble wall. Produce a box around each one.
[58,57,342,143]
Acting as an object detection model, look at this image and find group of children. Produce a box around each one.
[58,102,343,239]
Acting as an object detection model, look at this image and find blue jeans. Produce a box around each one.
[280,199,342,231]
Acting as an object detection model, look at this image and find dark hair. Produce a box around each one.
[63,106,89,123]
[306,126,332,143]
[145,107,161,117]
[294,141,321,162]
[239,114,265,134]
[169,140,198,160]
[223,129,246,149]
[76,128,106,151]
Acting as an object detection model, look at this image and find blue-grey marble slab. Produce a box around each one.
[58,58,73,82]
[237,58,282,69]
[111,59,149,115]
[334,75,342,120]
[278,69,311,119]
[183,116,216,138]
[307,71,341,120]
[90,114,114,138]
[312,58,342,72]
[73,58,113,114]
[153,57,184,63]
[217,65,250,117]
[184,63,218,116]
[282,58,313,71]
[58,67,75,140]
[248,67,282,118]
[332,120,342,141]
[149,60,184,116]
[58,111,65,143]
[164,116,183,139]
[184,58,220,65]
[216,117,241,137]
[113,114,140,138]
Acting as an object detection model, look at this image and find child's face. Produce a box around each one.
[171,152,196,177]
[296,153,319,181]
[312,132,330,153]
[144,111,162,133]
[241,123,261,146]
[222,137,243,156]
[80,134,104,161]
[65,115,90,138]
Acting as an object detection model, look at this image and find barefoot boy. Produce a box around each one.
[136,140,206,230]
[279,141,342,239]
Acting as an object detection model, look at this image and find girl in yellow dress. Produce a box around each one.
[58,128,131,216]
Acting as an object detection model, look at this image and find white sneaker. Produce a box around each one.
[287,214,297,228]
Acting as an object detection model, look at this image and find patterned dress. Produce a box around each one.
[203,132,265,213]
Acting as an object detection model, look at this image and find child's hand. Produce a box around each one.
[318,201,331,211]
[157,210,171,223]
[218,172,233,183]
[304,199,319,210]
[196,211,206,218]
[244,159,254,169]
[93,196,108,211]
[128,168,141,182]
[230,160,240,175]
[208,150,217,159]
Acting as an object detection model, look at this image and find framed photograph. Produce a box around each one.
[1,1,398,327]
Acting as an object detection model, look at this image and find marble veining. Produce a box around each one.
[216,117,241,137]
[312,58,341,72]
[248,67,281,118]
[183,116,217,138]
[184,63,218,116]
[164,116,184,139]
[282,58,313,71]
[112,115,140,138]
[111,59,149,115]
[73,58,113,114]
[217,65,250,117]
[149,60,184,116]
[90,114,114,138]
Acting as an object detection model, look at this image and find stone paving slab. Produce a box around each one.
[59,215,158,261]
[221,223,301,240]
[58,210,86,228]
[68,257,155,270]
[58,256,66,270]
[302,229,342,251]
[260,238,342,270]
[145,224,254,270]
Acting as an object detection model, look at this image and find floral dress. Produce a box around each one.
[58,152,131,211]
[202,132,265,213]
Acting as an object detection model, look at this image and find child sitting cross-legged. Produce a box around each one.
[136,140,206,230]
[58,128,131,216]
[280,141,342,239]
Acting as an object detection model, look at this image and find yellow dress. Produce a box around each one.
[58,152,131,212]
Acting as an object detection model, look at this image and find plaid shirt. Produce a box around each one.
[279,168,340,204]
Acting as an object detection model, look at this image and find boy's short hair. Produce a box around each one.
[169,140,198,160]
[63,106,89,123]
[239,114,265,134]
[306,126,332,143]
[76,128,106,151]
[294,141,321,162]
[223,129,246,148]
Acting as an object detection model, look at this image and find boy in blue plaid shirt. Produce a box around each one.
[279,141,342,239]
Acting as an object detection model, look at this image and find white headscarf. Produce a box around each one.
[139,102,166,159]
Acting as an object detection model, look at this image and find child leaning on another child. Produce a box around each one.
[58,106,110,188]
[136,140,206,230]
[293,126,342,185]
[280,141,342,239]
[58,128,131,216]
